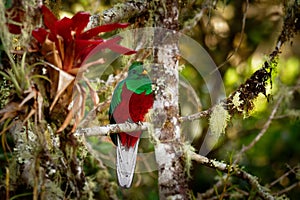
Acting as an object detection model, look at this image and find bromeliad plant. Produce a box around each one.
[30,5,136,132]
[32,5,135,74]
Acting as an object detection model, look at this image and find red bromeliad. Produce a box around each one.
[32,5,135,74]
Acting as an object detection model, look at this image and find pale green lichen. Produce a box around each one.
[183,142,195,178]
[232,92,243,112]
[209,103,230,136]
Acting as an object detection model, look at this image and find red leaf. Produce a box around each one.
[99,37,136,55]
[75,39,103,47]
[107,43,136,55]
[5,7,25,34]
[74,40,103,66]
[83,36,136,60]
[81,37,122,59]
[75,39,102,54]
[74,45,98,67]
[71,12,90,36]
[41,5,58,34]
[96,36,122,47]
[79,23,130,39]
[63,41,76,71]
[55,17,73,42]
[32,28,49,43]
[7,23,22,34]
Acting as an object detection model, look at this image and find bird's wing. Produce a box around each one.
[109,80,125,118]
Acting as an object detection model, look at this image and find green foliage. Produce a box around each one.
[0,53,30,98]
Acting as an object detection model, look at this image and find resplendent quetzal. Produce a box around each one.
[109,62,154,188]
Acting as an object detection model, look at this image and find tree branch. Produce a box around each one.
[275,182,300,196]
[180,109,211,122]
[269,165,300,188]
[77,122,148,137]
[78,107,212,138]
[87,0,149,28]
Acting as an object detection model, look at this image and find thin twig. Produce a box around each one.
[199,175,226,199]
[268,165,299,188]
[216,0,249,70]
[180,109,211,122]
[274,182,300,196]
[275,182,300,196]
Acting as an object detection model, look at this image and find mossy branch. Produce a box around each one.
[78,121,148,137]
[87,0,149,28]
[80,110,211,137]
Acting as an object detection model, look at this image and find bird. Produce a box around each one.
[108,61,154,188]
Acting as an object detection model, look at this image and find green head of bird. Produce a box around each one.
[126,62,152,95]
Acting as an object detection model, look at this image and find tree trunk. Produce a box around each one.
[151,0,190,199]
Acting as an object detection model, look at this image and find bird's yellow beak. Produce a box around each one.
[142,69,148,75]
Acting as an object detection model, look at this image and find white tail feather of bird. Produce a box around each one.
[116,136,139,188]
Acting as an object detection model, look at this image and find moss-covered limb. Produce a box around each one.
[191,152,275,200]
[87,0,149,28]
[80,107,208,136]
[6,121,114,199]
[79,121,148,136]
[80,109,207,137]
[7,122,65,199]
[224,66,273,115]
